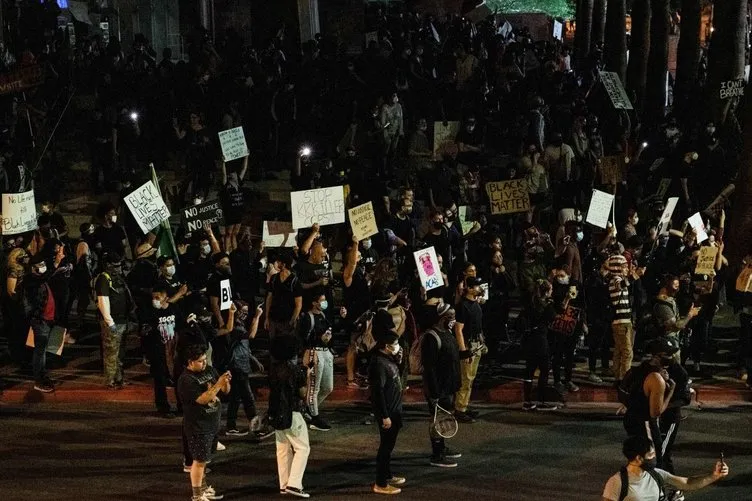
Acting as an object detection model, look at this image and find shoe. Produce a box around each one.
[280,488,287,494]
[566,381,579,392]
[554,382,567,394]
[536,402,558,411]
[203,486,224,500]
[158,410,177,419]
[107,382,123,390]
[347,379,368,389]
[309,416,332,431]
[225,429,249,437]
[587,372,603,384]
[454,411,475,423]
[373,484,401,495]
[215,441,226,451]
[443,447,462,459]
[429,456,458,468]
[284,486,310,498]
[34,381,55,393]
[192,495,211,501]
[522,402,537,411]
[388,476,406,486]
[465,408,480,419]
[255,427,276,440]
[183,464,211,474]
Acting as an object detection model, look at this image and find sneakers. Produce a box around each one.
[191,495,211,501]
[309,416,332,431]
[453,411,475,423]
[225,429,249,437]
[373,484,401,495]
[34,381,55,393]
[465,408,480,419]
[429,456,458,468]
[522,402,537,411]
[183,464,211,474]
[587,372,604,384]
[255,428,276,440]
[566,381,580,392]
[203,486,224,500]
[347,379,368,390]
[284,486,310,498]
[388,476,406,486]
[215,441,226,451]
[536,402,558,411]
[443,448,462,459]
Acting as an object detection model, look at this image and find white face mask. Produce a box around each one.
[165,265,176,276]
[362,239,372,250]
[110,215,117,223]
[152,299,163,309]
[386,342,401,355]
[201,244,211,255]
[632,217,639,225]
[36,265,47,275]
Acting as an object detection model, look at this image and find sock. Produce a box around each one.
[201,476,207,489]
[192,486,202,498]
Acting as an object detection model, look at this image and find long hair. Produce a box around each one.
[7,247,27,275]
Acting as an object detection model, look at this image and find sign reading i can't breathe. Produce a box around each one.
[124,181,171,234]
[1,190,37,235]
[182,199,224,232]
[486,180,530,215]
[290,186,346,230]
[720,79,745,100]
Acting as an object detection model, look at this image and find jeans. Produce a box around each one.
[305,349,334,417]
[275,412,310,490]
[30,320,52,383]
[611,322,634,381]
[376,413,402,487]
[523,335,550,403]
[101,322,127,385]
[455,353,481,412]
[226,371,257,430]
[148,337,173,412]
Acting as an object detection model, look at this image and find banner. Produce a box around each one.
[220,279,232,310]
[658,197,679,235]
[263,221,297,247]
[218,126,249,162]
[586,189,615,229]
[182,199,224,232]
[720,79,744,100]
[124,181,171,234]
[433,121,460,160]
[599,156,624,184]
[695,246,718,275]
[688,212,708,244]
[599,71,633,110]
[487,180,530,215]
[0,65,44,95]
[290,186,346,229]
[348,201,378,241]
[1,190,36,235]
[414,246,443,291]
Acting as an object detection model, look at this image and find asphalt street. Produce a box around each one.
[1,402,751,500]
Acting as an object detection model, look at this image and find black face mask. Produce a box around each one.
[432,221,443,230]
[659,356,673,367]
[108,265,123,276]
[641,457,658,470]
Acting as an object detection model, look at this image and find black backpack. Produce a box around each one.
[618,466,666,501]
[617,363,658,406]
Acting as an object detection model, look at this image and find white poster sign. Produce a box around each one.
[600,71,634,110]
[586,189,615,229]
[290,186,346,230]
[658,197,679,235]
[688,212,708,244]
[553,20,563,40]
[263,221,297,247]
[124,181,171,234]
[413,246,443,292]
[218,126,249,162]
[1,190,36,235]
[220,279,232,310]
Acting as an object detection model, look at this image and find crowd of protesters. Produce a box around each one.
[0,4,748,500]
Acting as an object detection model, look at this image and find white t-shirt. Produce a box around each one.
[602,468,670,501]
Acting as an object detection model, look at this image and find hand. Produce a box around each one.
[382,417,392,430]
[319,277,329,286]
[177,243,189,254]
[289,317,298,328]
[218,371,232,386]
[311,223,320,235]
[340,306,347,318]
[258,240,266,253]
[689,305,702,318]
[465,356,474,365]
[660,369,670,382]
[264,318,271,331]
[471,221,481,231]
[255,305,264,318]
[713,460,729,479]
[178,284,188,296]
[229,302,237,313]
[352,234,360,244]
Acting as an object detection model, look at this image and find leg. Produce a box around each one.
[306,350,321,417]
[611,324,624,381]
[226,379,242,431]
[275,430,292,490]
[316,350,334,410]
[100,322,118,384]
[149,341,170,412]
[537,349,551,402]
[346,342,358,382]
[375,415,401,487]
[659,418,680,473]
[235,372,257,424]
[285,412,311,490]
[551,335,564,385]
[31,321,51,383]
[455,353,481,412]
[115,324,127,383]
[620,323,634,379]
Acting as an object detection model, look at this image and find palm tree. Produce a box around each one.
[575,0,595,67]
[673,0,703,124]
[644,0,670,126]
[604,0,627,82]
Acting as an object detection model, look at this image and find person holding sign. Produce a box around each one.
[94,202,133,261]
[208,253,234,329]
[690,238,726,374]
[220,153,249,253]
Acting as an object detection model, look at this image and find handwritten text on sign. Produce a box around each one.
[348,201,378,241]
[413,246,443,291]
[695,246,718,276]
[290,186,346,230]
[720,80,744,100]
[550,306,581,336]
[124,181,171,234]
[1,190,36,235]
[218,127,249,162]
[487,180,530,214]
[586,189,614,229]
[183,199,224,232]
[600,71,634,110]
[263,221,297,247]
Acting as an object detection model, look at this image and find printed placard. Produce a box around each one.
[695,246,718,276]
[182,199,224,232]
[290,186,346,229]
[688,212,708,244]
[124,181,171,234]
[218,126,249,162]
[414,246,443,291]
[658,197,679,235]
[656,178,671,199]
[220,279,232,310]
[553,20,563,40]
[586,189,615,229]
[433,121,460,160]
[600,71,634,110]
[487,180,530,215]
[1,190,37,235]
[263,221,297,247]
[458,205,474,234]
[599,156,624,184]
[348,201,378,241]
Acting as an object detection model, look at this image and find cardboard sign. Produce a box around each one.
[348,201,378,241]
[553,20,563,41]
[26,326,66,356]
[599,156,624,185]
[0,65,44,95]
[365,31,378,46]
[124,181,171,234]
[1,190,36,235]
[688,212,708,244]
[499,21,513,38]
[720,79,744,100]
[656,178,671,199]
[220,279,232,310]
[658,197,679,235]
[290,186,346,229]
[218,126,249,162]
[458,205,474,234]
[433,121,460,160]
[550,306,581,336]
[263,221,297,247]
[414,246,443,291]
[586,189,615,229]
[487,180,530,215]
[182,199,224,232]
[695,246,718,276]
[600,71,634,110]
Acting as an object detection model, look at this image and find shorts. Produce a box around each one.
[187,433,215,463]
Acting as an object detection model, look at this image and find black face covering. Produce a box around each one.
[641,456,658,470]
[432,221,443,230]
[660,356,673,367]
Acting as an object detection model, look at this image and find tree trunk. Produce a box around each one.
[625,0,650,112]
[727,77,752,269]
[705,0,747,125]
[673,0,702,125]
[575,0,594,68]
[644,0,670,126]
[592,0,607,47]
[603,0,627,83]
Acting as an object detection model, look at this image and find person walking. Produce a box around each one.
[23,254,56,393]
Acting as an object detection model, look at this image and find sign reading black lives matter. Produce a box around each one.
[182,199,224,232]
[720,79,744,100]
[124,181,171,234]
[600,71,634,110]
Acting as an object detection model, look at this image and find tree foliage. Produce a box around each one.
[486,0,576,19]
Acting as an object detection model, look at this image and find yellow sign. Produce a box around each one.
[487,180,530,215]
[694,246,718,276]
[348,201,378,241]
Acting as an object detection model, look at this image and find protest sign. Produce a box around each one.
[1,190,36,235]
[26,326,67,356]
[658,197,679,234]
[688,212,708,243]
[586,189,615,229]
[600,71,633,110]
[695,246,718,275]
[348,201,378,241]
[220,279,232,310]
[549,306,582,336]
[720,79,744,100]
[290,186,346,229]
[599,156,624,184]
[433,121,460,160]
[487,180,530,215]
[218,126,249,162]
[656,178,671,199]
[263,221,297,247]
[414,246,443,291]
[553,20,563,40]
[182,199,224,232]
[365,31,378,46]
[458,206,474,234]
[124,181,171,234]
[0,65,44,95]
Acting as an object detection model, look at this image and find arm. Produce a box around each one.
[646,372,675,418]
[206,227,222,254]
[221,160,228,185]
[454,321,467,353]
[121,227,133,261]
[248,306,263,339]
[291,296,302,326]
[6,276,17,299]
[664,462,728,492]
[210,296,224,329]
[97,295,115,326]
[238,154,249,181]
[421,333,442,398]
[368,362,390,418]
[215,306,236,336]
[264,291,273,331]
[195,373,232,405]
[342,236,359,287]
[299,224,319,256]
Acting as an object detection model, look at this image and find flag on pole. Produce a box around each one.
[150,163,180,264]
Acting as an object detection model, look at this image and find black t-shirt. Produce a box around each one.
[423,229,452,267]
[456,298,483,343]
[178,367,222,436]
[221,183,245,216]
[268,272,303,322]
[344,267,372,323]
[94,224,126,257]
[145,303,180,344]
[95,272,130,324]
[294,259,329,305]
[388,215,414,246]
[298,311,332,348]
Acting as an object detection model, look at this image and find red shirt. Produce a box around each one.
[42,284,56,322]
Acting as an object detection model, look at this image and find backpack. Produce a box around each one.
[298,311,317,345]
[618,466,666,501]
[617,364,656,406]
[409,328,441,376]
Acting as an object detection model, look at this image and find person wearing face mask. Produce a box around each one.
[544,132,577,209]
[155,256,190,309]
[653,276,701,365]
[207,253,235,331]
[407,118,433,172]
[67,223,98,338]
[22,254,56,393]
[456,116,484,167]
[94,202,133,261]
[144,285,183,418]
[184,228,221,295]
[522,280,559,411]
[557,221,583,284]
[453,276,487,423]
[343,237,373,389]
[602,435,728,501]
[95,252,134,389]
[38,201,68,238]
[5,247,30,364]
[129,239,159,347]
[230,234,263,304]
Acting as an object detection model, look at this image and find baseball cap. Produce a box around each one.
[466,276,484,288]
[646,337,680,356]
